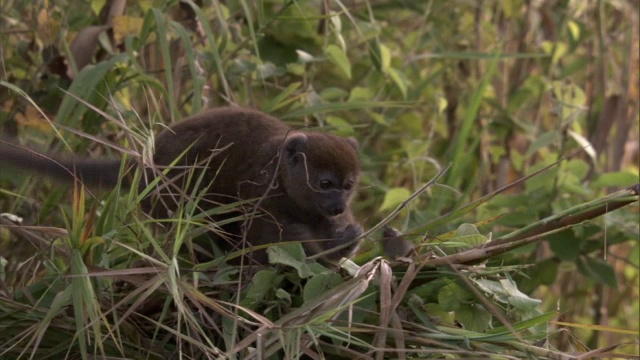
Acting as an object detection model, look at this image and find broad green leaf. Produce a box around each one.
[499,278,542,311]
[57,53,128,129]
[369,40,382,72]
[519,258,560,294]
[438,282,471,311]
[591,171,639,189]
[356,20,381,41]
[326,115,355,136]
[244,270,277,305]
[303,273,343,303]
[398,113,425,138]
[423,303,455,325]
[379,187,411,212]
[389,67,408,99]
[456,303,491,332]
[369,40,391,73]
[267,243,315,278]
[257,63,285,80]
[369,112,389,125]
[320,87,349,101]
[630,245,640,267]
[551,80,586,122]
[456,223,480,236]
[525,130,559,157]
[524,162,559,194]
[326,44,351,79]
[275,288,291,304]
[547,230,582,261]
[577,257,618,288]
[475,278,541,311]
[451,234,488,249]
[348,86,374,102]
[441,224,488,253]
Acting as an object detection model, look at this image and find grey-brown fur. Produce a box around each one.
[0,107,363,264]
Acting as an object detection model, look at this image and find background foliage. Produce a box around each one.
[0,0,638,358]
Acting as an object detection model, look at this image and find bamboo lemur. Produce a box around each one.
[0,107,363,264]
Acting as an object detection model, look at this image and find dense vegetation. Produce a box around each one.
[0,1,638,359]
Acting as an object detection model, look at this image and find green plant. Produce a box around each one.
[0,1,637,358]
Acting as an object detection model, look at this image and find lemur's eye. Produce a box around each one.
[319,179,333,190]
[343,182,353,190]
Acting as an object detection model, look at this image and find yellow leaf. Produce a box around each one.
[567,20,580,41]
[437,96,448,114]
[37,8,60,46]
[112,15,144,45]
[15,105,52,133]
[90,0,107,16]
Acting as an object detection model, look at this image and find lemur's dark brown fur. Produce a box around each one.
[0,107,363,264]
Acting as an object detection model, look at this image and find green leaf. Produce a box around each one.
[438,282,471,311]
[525,130,559,157]
[499,278,542,311]
[320,87,349,101]
[591,171,639,189]
[356,20,381,41]
[257,63,285,79]
[423,303,455,325]
[441,224,488,253]
[456,303,491,332]
[326,44,351,79]
[275,288,291,304]
[389,67,408,99]
[446,52,500,187]
[326,115,355,136]
[57,53,129,129]
[576,256,618,288]
[347,86,374,102]
[369,40,391,73]
[456,223,480,236]
[519,258,559,294]
[451,234,488,249]
[303,273,343,303]
[267,243,315,278]
[244,270,277,305]
[630,245,640,267]
[281,101,412,119]
[551,80,586,121]
[378,187,411,212]
[547,229,583,261]
[475,277,541,311]
[524,162,559,194]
